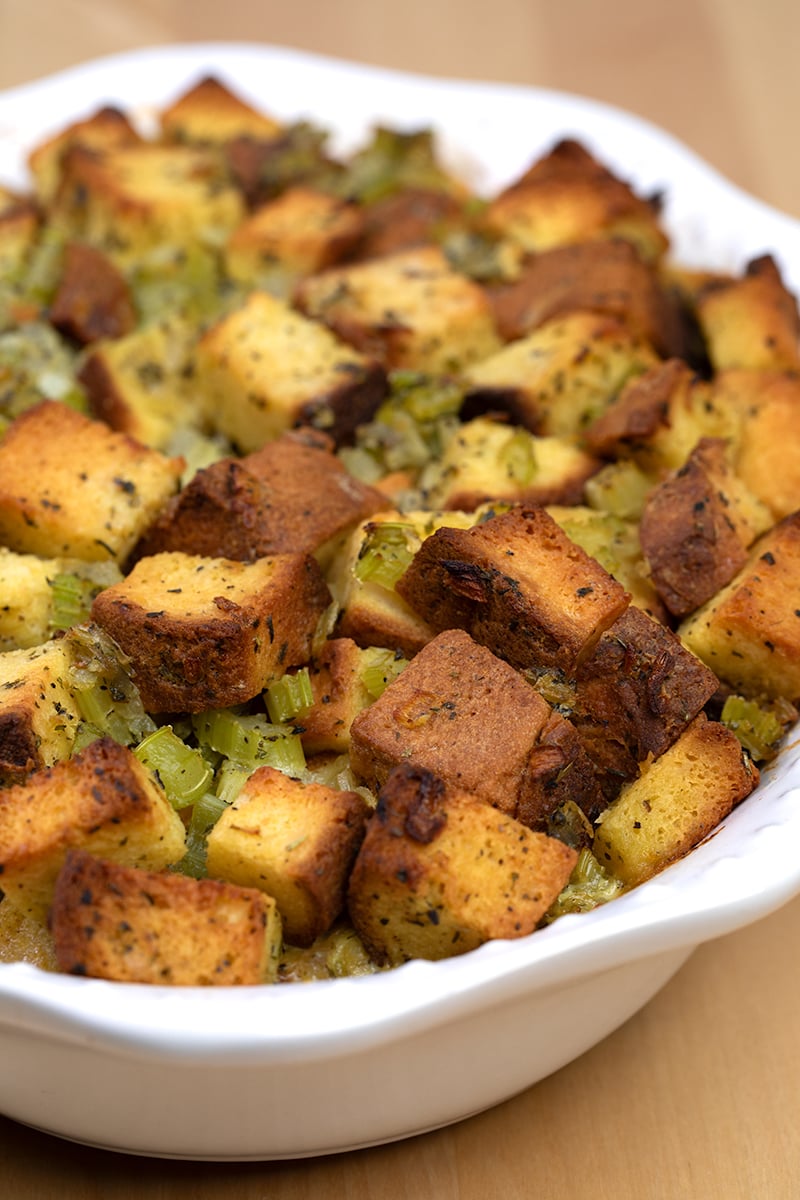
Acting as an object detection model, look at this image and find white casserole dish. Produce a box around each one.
[1,42,800,1161]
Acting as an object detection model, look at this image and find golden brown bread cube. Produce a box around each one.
[695,255,800,371]
[294,245,502,373]
[482,138,669,264]
[0,737,186,921]
[347,763,578,965]
[159,74,283,145]
[299,637,383,756]
[90,550,331,713]
[49,241,136,346]
[27,104,142,206]
[710,369,800,522]
[205,764,370,947]
[224,186,364,291]
[53,142,244,268]
[639,437,773,617]
[593,714,759,887]
[569,604,721,799]
[0,639,81,785]
[349,628,604,829]
[679,512,800,701]
[462,311,659,439]
[51,848,282,985]
[132,428,388,569]
[424,416,600,511]
[396,504,630,675]
[78,316,203,450]
[487,238,685,357]
[0,400,183,563]
[350,187,466,261]
[196,290,387,451]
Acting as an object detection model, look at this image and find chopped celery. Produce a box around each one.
[498,427,538,486]
[545,848,624,921]
[265,668,314,724]
[47,573,89,632]
[325,926,378,977]
[173,790,230,879]
[720,694,794,762]
[0,321,86,421]
[359,646,408,700]
[354,522,417,590]
[335,126,458,204]
[134,725,213,810]
[63,623,156,746]
[584,460,654,521]
[215,759,253,806]
[193,708,306,776]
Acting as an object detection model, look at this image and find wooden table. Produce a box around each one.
[2,2,800,1195]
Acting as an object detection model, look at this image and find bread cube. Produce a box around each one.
[133,428,388,569]
[482,139,669,263]
[462,311,659,438]
[49,241,136,346]
[196,290,387,451]
[593,714,759,886]
[571,604,721,799]
[487,238,685,356]
[78,315,203,450]
[0,188,39,281]
[351,187,466,261]
[0,736,186,920]
[639,437,773,617]
[294,245,502,373]
[27,104,141,206]
[425,416,599,510]
[205,764,370,947]
[91,550,330,713]
[350,628,604,828]
[224,186,363,291]
[51,848,281,985]
[0,639,81,784]
[160,74,283,145]
[396,505,630,675]
[679,512,800,701]
[54,142,244,268]
[300,637,382,755]
[695,255,800,371]
[347,763,578,965]
[0,400,183,563]
[0,550,63,651]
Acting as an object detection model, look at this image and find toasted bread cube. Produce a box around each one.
[205,764,370,947]
[585,358,735,476]
[0,400,183,563]
[51,849,281,985]
[487,238,684,357]
[49,241,136,346]
[27,104,141,206]
[91,550,330,713]
[482,139,668,263]
[593,714,758,886]
[679,513,800,701]
[224,186,364,291]
[571,604,721,799]
[351,186,467,261]
[0,188,40,280]
[695,255,800,371]
[463,311,659,438]
[78,316,203,450]
[425,416,599,510]
[196,290,387,451]
[0,737,186,920]
[347,763,578,965]
[0,549,120,651]
[350,628,604,828]
[54,143,244,268]
[711,369,800,521]
[330,508,475,658]
[639,437,773,617]
[160,74,283,145]
[300,638,382,755]
[0,639,81,785]
[397,505,630,675]
[133,429,388,569]
[294,245,502,373]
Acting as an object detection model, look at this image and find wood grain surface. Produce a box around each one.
[1,2,799,1196]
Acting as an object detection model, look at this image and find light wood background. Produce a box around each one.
[1,2,800,1196]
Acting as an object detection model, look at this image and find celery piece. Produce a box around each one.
[354,522,416,590]
[265,668,314,724]
[498,427,538,486]
[173,790,230,879]
[215,759,253,806]
[545,848,624,921]
[335,126,457,204]
[64,623,156,746]
[584,460,654,521]
[47,573,89,632]
[720,694,793,763]
[134,725,213,810]
[0,321,87,421]
[325,926,379,977]
[360,646,408,700]
[193,709,306,777]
